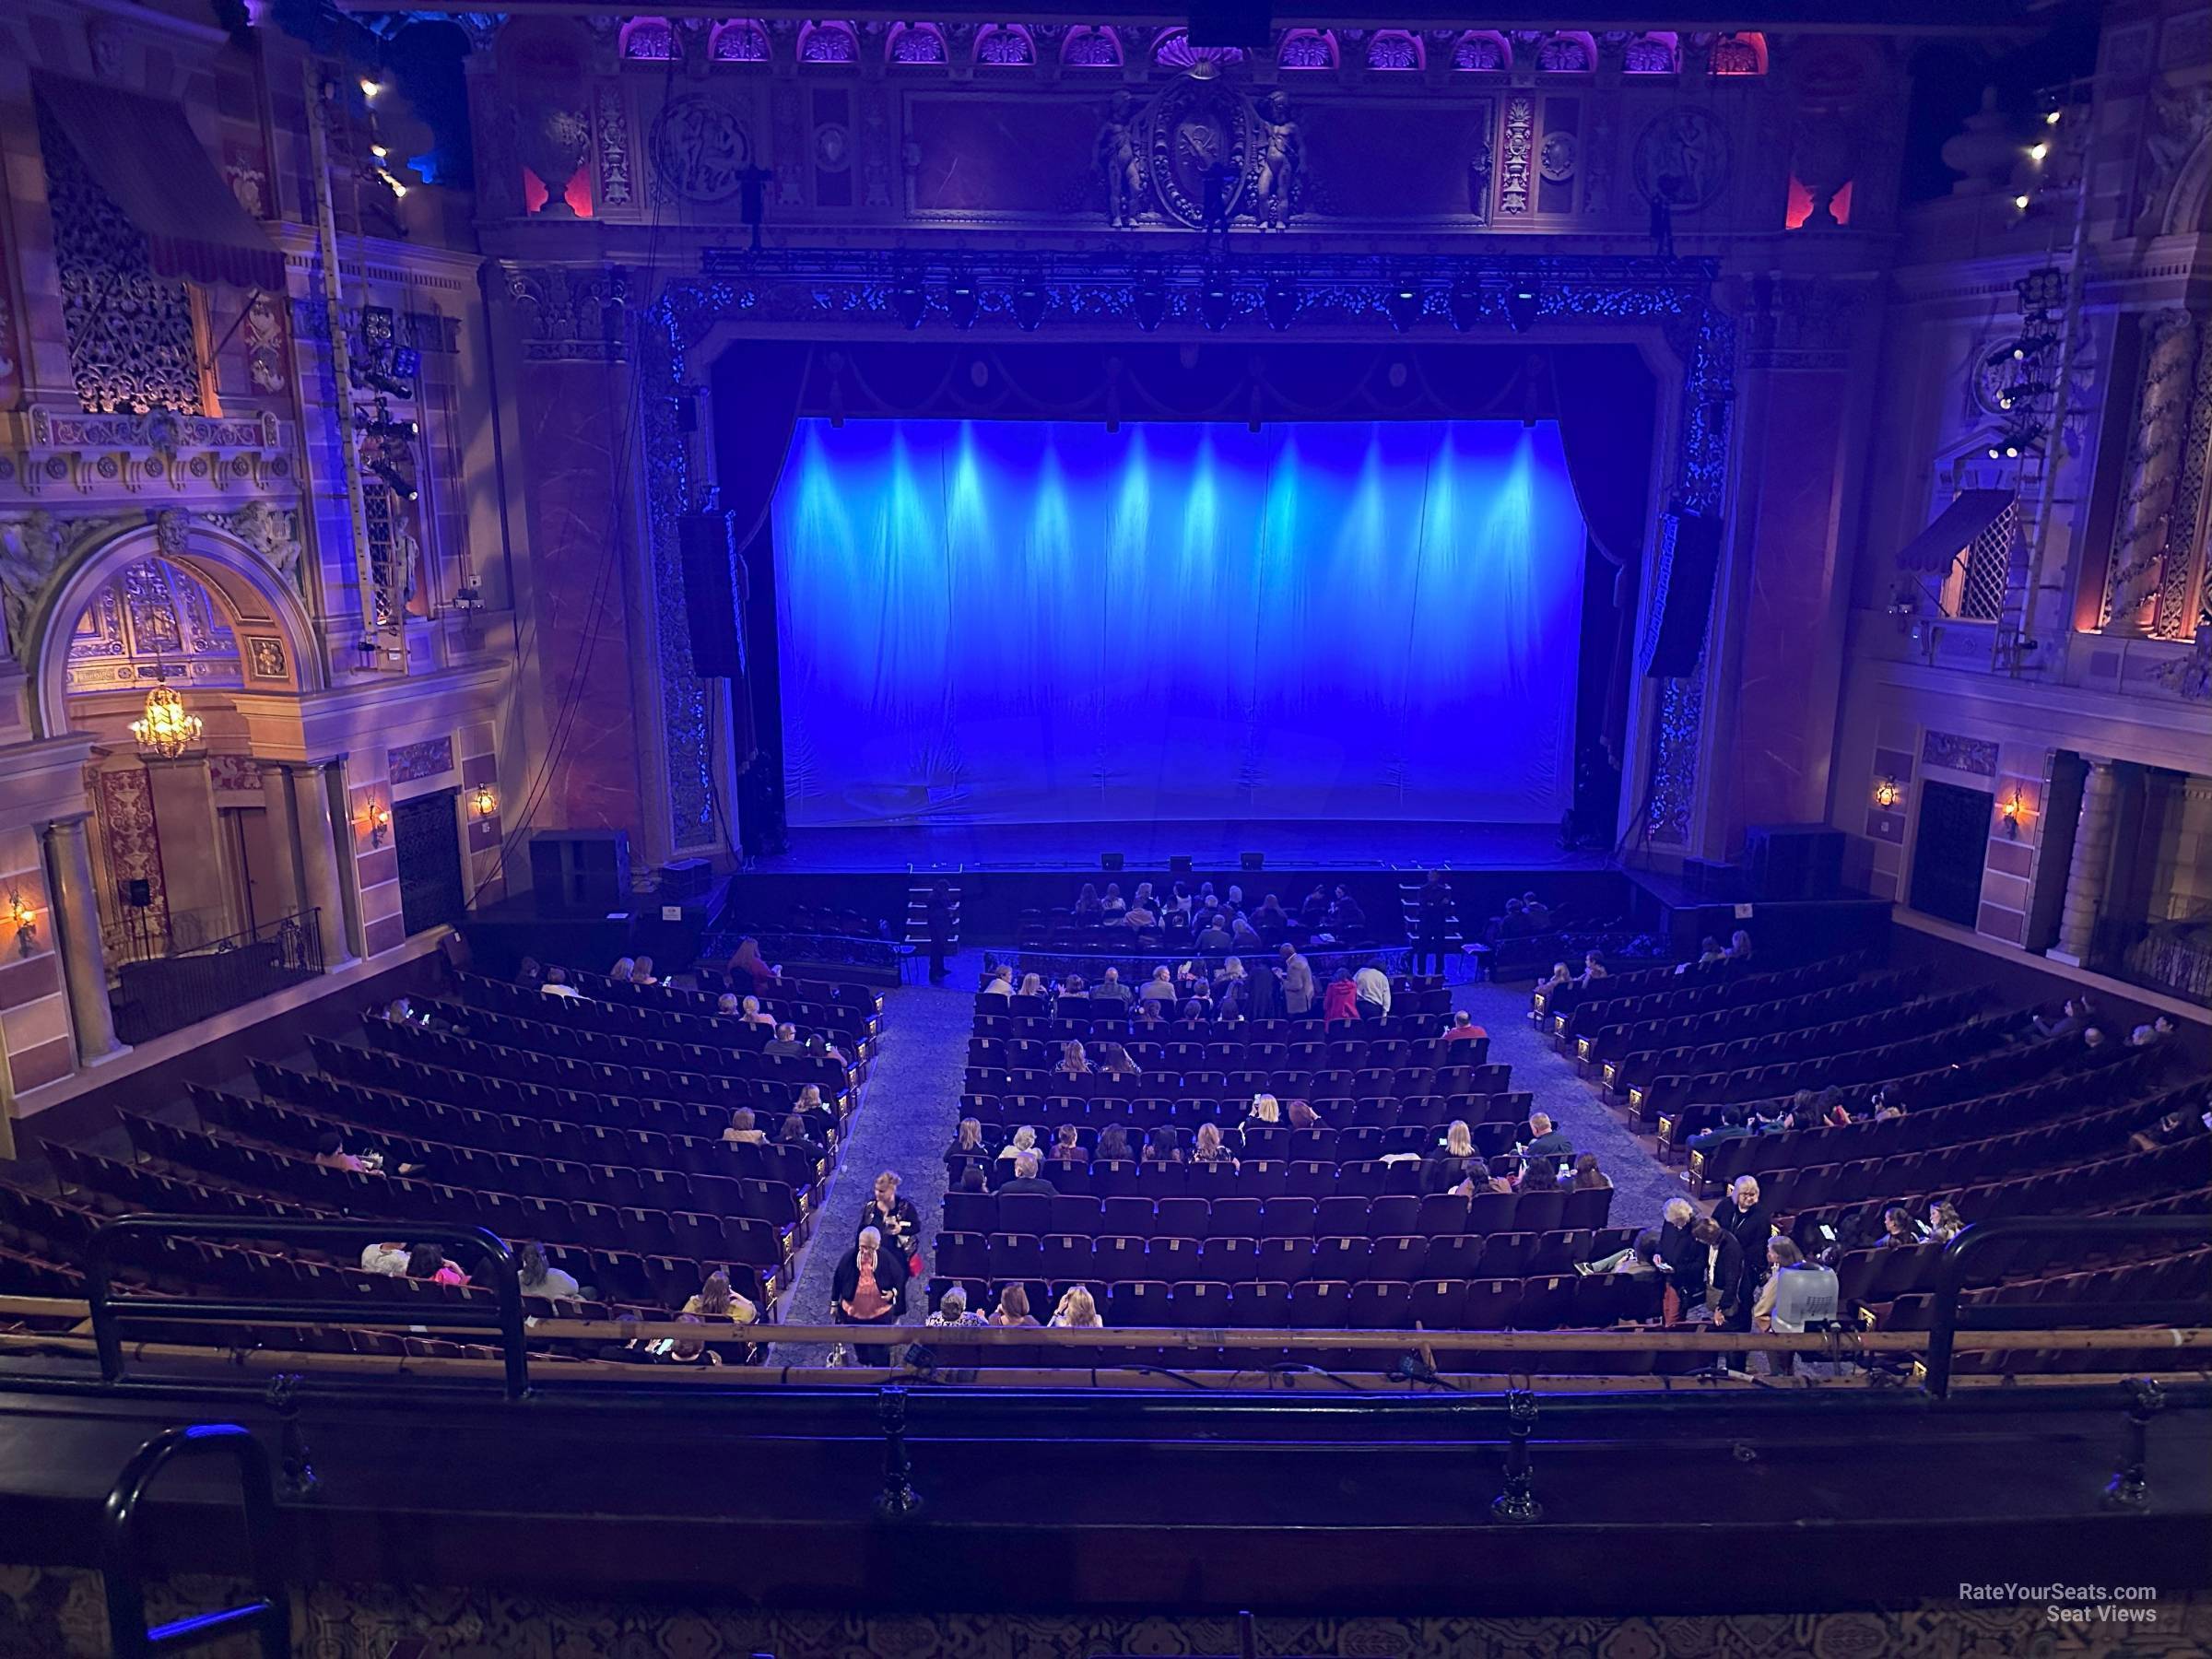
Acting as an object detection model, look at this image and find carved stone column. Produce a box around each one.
[2103,310,2199,634]
[2052,759,2120,966]
[283,761,359,971]
[41,815,125,1065]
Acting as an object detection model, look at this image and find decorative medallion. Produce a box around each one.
[1540,130,1578,182]
[1140,76,1256,229]
[649,97,755,205]
[244,635,287,679]
[1632,105,1731,210]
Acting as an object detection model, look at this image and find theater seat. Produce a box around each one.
[1288,1279,1349,1328]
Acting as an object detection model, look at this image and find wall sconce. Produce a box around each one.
[6,892,35,958]
[368,802,392,848]
[472,783,498,820]
[1874,777,1901,810]
[2002,794,2025,839]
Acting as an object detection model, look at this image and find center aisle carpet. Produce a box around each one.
[1454,980,1681,1240]
[767,959,974,1365]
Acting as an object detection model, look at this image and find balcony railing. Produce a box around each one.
[110,909,324,1045]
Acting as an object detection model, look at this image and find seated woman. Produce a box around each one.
[407,1244,468,1287]
[1191,1122,1238,1170]
[1047,1124,1088,1168]
[1097,1041,1142,1082]
[723,1107,768,1146]
[1055,1041,1091,1079]
[1924,1200,1965,1243]
[992,1285,1041,1328]
[926,1285,987,1328]
[779,1112,826,1159]
[1286,1100,1326,1132]
[1096,1124,1134,1163]
[727,936,779,993]
[997,1124,1041,1164]
[608,957,636,982]
[1234,1093,1280,1153]
[515,1241,582,1301]
[1517,1157,1561,1194]
[946,1117,988,1168]
[1017,971,1047,997]
[981,965,1015,998]
[1073,883,1104,924]
[739,994,775,1028]
[1050,1286,1104,1329]
[1134,998,1168,1032]
[1425,1121,1477,1193]
[793,1083,838,1145]
[1140,1129,1184,1165]
[1538,961,1573,994]
[684,1266,759,1327]
[1100,883,1127,918]
[630,955,659,987]
[1571,1154,1612,1192]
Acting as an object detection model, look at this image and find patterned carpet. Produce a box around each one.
[1455,979,1685,1241]
[768,959,975,1363]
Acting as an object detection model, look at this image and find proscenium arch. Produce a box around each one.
[27,521,325,742]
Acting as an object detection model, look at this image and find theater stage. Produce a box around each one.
[747,819,1608,875]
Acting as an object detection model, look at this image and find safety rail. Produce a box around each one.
[102,1423,290,1657]
[1925,1214,2212,1398]
[84,1216,529,1400]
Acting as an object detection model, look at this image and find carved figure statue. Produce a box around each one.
[220,499,303,585]
[1098,91,1143,227]
[1254,90,1301,229]
[0,511,65,656]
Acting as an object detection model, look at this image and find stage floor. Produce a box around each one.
[749,820,1607,874]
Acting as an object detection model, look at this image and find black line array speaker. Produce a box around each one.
[530,830,631,915]
[678,510,747,678]
[1639,510,1724,678]
[1742,823,1844,903]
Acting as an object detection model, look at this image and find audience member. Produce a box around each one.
[686,1266,759,1327]
[1277,944,1316,1017]
[1690,1218,1743,1329]
[1056,1041,1091,1078]
[1518,1157,1560,1194]
[360,1241,410,1277]
[830,1227,906,1365]
[608,957,636,982]
[1018,971,1046,996]
[723,1107,767,1146]
[1577,950,1608,987]
[1878,1205,1925,1248]
[540,966,582,1000]
[1537,961,1572,994]
[1094,967,1133,1005]
[764,1022,804,1058]
[1000,1151,1059,1196]
[1192,1122,1237,1170]
[408,1244,468,1287]
[1048,1124,1089,1169]
[1352,960,1393,1019]
[992,1285,1040,1328]
[1140,966,1180,1004]
[630,955,659,987]
[1101,883,1127,917]
[1051,1286,1104,1328]
[1443,1010,1487,1044]
[1716,1176,1772,1332]
[998,1124,1041,1164]
[1195,912,1235,950]
[1286,1100,1325,1131]
[927,1285,985,1328]
[1099,1041,1142,1080]
[1253,892,1288,935]
[1321,969,1359,1026]
[860,1171,923,1271]
[982,965,1015,998]
[727,937,779,992]
[1074,883,1103,923]
[1097,1124,1134,1162]
[514,1241,582,1300]
[1522,1112,1572,1161]
[1924,1201,1965,1243]
[1571,1154,1611,1192]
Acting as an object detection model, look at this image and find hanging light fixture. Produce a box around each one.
[130,678,204,759]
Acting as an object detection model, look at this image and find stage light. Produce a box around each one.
[1505,277,1540,334]
[1101,852,1124,871]
[1384,279,1422,333]
[2044,109,2062,125]
[2013,194,2030,210]
[947,273,979,330]
[2029,142,2048,162]
[1264,281,1299,332]
[371,144,389,160]
[1199,275,1232,333]
[369,457,418,500]
[1013,279,1047,332]
[359,78,383,100]
[1447,278,1483,333]
[891,275,927,330]
[1133,279,1167,333]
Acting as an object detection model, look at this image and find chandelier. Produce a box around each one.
[130,682,204,759]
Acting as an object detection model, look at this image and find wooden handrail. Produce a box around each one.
[7,1295,2210,1355]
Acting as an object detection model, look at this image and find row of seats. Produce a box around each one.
[122,1110,796,1274]
[1632,1015,2008,1117]
[940,1185,1614,1241]
[926,1272,1660,1335]
[1615,991,1985,1104]
[538,966,880,1038]
[1558,954,1886,1054]
[935,1223,1629,1289]
[265,1058,830,1187]
[1593,971,1938,1087]
[362,1018,846,1112]
[955,1094,1535,1140]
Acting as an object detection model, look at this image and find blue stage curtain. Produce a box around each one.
[771,418,1588,827]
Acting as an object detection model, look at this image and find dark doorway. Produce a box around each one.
[1910,779,1993,927]
[394,790,465,936]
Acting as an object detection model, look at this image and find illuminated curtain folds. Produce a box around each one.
[771,418,1589,826]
